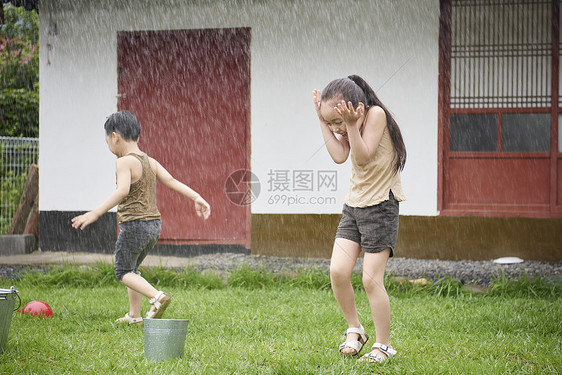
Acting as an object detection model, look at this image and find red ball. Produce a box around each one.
[21,301,53,317]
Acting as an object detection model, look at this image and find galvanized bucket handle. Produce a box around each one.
[10,287,21,312]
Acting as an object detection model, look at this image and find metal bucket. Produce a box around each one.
[0,287,19,354]
[144,319,188,362]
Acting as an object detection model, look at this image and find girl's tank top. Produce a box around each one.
[344,126,406,207]
[117,153,161,223]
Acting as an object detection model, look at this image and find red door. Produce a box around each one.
[438,0,561,217]
[117,28,251,246]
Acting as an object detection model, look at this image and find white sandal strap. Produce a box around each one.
[344,327,363,335]
[372,343,397,357]
[117,313,143,324]
[343,324,367,342]
[339,339,362,352]
[339,325,368,354]
[149,291,164,305]
[360,352,387,363]
[149,291,165,307]
[343,325,368,343]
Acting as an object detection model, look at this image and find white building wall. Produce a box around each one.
[39,0,439,215]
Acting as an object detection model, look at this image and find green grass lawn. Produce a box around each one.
[1,265,560,374]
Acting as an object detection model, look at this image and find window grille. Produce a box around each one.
[451,0,552,108]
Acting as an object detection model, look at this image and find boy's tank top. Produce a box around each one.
[344,126,406,207]
[117,153,161,223]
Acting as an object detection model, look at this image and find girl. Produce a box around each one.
[312,75,406,363]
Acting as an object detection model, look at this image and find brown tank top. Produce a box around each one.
[117,153,161,223]
[345,126,406,207]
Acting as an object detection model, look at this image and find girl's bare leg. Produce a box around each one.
[330,238,363,355]
[362,249,391,357]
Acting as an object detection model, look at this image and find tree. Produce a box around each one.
[0,3,39,137]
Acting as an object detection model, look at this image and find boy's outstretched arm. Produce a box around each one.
[153,159,211,220]
[71,158,132,230]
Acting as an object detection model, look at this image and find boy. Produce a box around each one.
[72,110,211,324]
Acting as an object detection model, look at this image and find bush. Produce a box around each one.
[0,85,38,136]
[0,3,39,138]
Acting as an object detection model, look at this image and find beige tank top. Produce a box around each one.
[117,153,161,223]
[344,126,406,207]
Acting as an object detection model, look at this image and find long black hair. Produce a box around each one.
[321,75,406,173]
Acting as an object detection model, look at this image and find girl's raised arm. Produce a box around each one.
[313,90,350,164]
[336,101,386,166]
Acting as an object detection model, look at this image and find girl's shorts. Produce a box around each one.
[114,219,161,281]
[335,191,399,256]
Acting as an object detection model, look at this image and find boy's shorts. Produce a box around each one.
[335,191,399,257]
[114,219,161,281]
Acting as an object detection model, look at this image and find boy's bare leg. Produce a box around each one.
[362,249,391,358]
[127,287,142,318]
[121,272,166,314]
[330,238,363,355]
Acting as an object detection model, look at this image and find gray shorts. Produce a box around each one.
[114,219,161,281]
[335,191,399,256]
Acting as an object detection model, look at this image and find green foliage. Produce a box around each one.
[488,272,562,299]
[15,262,119,288]
[288,267,332,290]
[429,276,466,297]
[1,282,561,373]
[0,4,39,44]
[228,264,279,288]
[4,264,561,373]
[0,4,39,137]
[0,85,38,136]
[8,263,561,300]
[141,266,227,290]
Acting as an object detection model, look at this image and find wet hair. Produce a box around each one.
[321,74,406,173]
[104,110,141,141]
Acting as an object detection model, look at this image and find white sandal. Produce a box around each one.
[358,343,397,363]
[116,313,143,325]
[339,325,369,356]
[145,291,171,319]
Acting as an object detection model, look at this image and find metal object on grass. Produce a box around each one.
[144,318,188,362]
[0,287,20,353]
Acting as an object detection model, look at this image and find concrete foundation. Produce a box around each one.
[0,235,36,255]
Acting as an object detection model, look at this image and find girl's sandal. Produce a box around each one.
[358,343,397,363]
[339,325,369,357]
[145,291,171,319]
[116,313,143,326]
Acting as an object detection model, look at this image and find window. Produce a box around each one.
[450,114,497,152]
[439,0,561,217]
[502,114,550,152]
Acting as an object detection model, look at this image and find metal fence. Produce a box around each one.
[0,136,39,234]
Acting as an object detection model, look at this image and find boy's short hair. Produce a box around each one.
[104,110,141,141]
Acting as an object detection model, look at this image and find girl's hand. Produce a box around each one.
[312,90,326,123]
[335,101,365,129]
[194,197,211,220]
